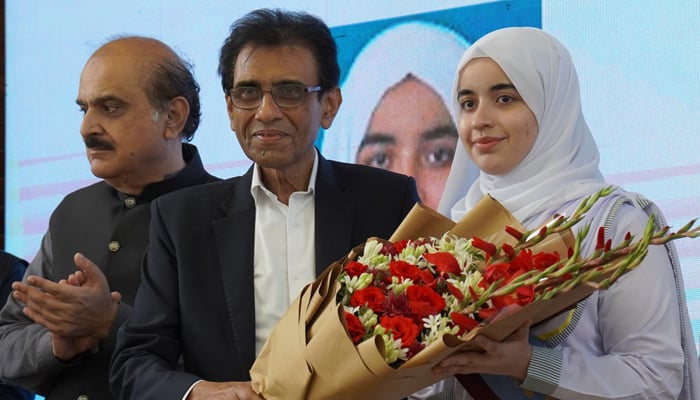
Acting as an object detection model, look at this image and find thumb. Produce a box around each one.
[73,253,108,287]
[111,291,122,303]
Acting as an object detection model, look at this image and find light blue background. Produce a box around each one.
[5,1,699,398]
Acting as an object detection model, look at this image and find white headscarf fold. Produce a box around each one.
[438,27,607,221]
[323,21,471,164]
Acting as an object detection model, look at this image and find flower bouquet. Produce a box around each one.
[249,188,699,400]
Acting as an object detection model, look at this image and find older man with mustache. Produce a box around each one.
[0,36,218,400]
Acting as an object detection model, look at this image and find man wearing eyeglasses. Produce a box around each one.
[110,8,420,400]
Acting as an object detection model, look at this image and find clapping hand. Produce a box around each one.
[12,252,122,359]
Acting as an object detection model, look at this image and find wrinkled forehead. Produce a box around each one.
[84,50,144,80]
[82,38,177,87]
[78,51,148,102]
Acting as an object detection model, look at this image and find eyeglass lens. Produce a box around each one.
[230,84,320,109]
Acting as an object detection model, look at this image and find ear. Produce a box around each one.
[320,86,342,130]
[225,94,237,132]
[163,96,189,139]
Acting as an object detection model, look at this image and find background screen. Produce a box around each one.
[6,1,700,391]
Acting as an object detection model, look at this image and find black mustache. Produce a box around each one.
[84,135,114,151]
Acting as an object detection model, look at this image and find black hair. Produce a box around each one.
[218,8,340,97]
[145,53,201,141]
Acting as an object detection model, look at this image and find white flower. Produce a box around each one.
[341,272,374,292]
[387,276,413,295]
[358,239,390,270]
[421,314,459,345]
[358,307,378,329]
[397,242,426,264]
[447,270,484,304]
[432,234,479,271]
[373,325,409,363]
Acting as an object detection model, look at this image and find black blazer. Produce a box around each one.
[111,154,420,400]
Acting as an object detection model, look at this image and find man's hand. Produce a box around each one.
[58,269,87,287]
[51,333,102,361]
[187,381,264,400]
[12,252,121,339]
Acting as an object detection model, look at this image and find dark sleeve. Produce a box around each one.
[0,239,70,394]
[0,257,27,308]
[110,200,200,400]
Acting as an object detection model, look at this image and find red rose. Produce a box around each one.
[344,311,366,344]
[379,315,421,347]
[350,286,385,313]
[389,260,421,281]
[419,269,437,285]
[406,285,446,319]
[393,240,409,254]
[344,261,368,277]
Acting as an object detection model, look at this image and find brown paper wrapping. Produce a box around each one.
[250,195,582,400]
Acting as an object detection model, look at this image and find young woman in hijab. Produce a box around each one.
[425,27,699,399]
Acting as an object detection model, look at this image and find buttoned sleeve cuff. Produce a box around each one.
[520,346,561,395]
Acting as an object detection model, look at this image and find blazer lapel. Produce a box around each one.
[314,155,355,275]
[213,168,257,371]
[211,158,356,369]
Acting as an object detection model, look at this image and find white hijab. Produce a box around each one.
[436,28,700,398]
[438,27,607,222]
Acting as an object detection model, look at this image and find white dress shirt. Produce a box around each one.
[183,155,320,400]
[251,154,318,356]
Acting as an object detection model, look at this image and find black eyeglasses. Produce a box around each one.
[228,84,322,110]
